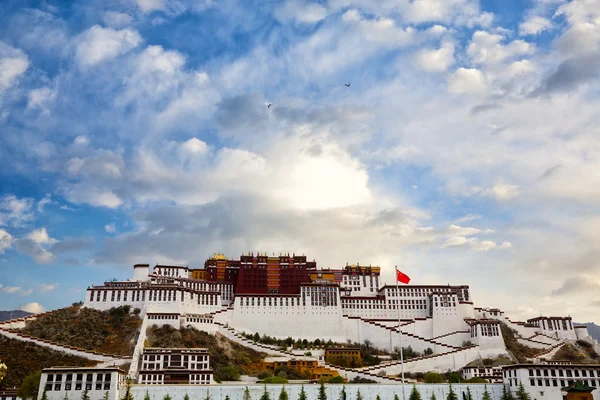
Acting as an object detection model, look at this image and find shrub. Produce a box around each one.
[262,376,288,384]
[423,372,445,383]
[328,376,345,383]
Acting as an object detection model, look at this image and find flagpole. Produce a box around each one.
[395,266,405,400]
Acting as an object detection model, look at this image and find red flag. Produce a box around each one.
[396,269,410,284]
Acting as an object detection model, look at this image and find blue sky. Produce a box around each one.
[1,0,599,322]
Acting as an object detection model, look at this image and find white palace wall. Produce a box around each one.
[229,296,346,342]
[130,383,505,400]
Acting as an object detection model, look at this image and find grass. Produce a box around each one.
[145,324,266,382]
[499,323,539,363]
[0,335,95,388]
[19,305,141,356]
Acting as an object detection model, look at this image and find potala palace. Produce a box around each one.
[4,252,600,400]
[79,253,599,378]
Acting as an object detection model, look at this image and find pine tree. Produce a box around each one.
[81,389,90,400]
[225,396,231,400]
[102,393,108,400]
[279,387,288,400]
[394,395,399,400]
[318,383,327,400]
[163,395,172,400]
[144,392,150,400]
[260,386,271,400]
[298,386,307,400]
[340,386,347,400]
[203,391,211,400]
[446,384,458,400]
[121,379,134,400]
[409,385,422,400]
[244,387,252,400]
[481,385,492,400]
[356,390,363,400]
[63,392,70,400]
[466,387,472,400]
[376,395,381,400]
[430,394,436,400]
[515,383,531,400]
[41,389,48,400]
[185,394,191,400]
[500,385,515,400]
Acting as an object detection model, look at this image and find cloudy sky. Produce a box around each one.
[0,0,599,322]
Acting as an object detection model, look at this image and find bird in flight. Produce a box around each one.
[344,83,350,87]
[268,104,272,108]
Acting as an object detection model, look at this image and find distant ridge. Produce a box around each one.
[0,310,32,322]
[575,322,600,342]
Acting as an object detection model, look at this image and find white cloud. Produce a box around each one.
[0,229,12,253]
[446,224,481,237]
[74,25,142,67]
[37,195,53,212]
[490,183,520,200]
[105,223,116,233]
[447,68,486,94]
[0,195,34,227]
[467,31,534,65]
[39,283,59,292]
[275,0,329,24]
[0,285,32,295]
[102,11,134,28]
[135,0,165,13]
[519,16,552,35]
[26,228,58,245]
[413,41,455,72]
[442,236,511,251]
[21,302,44,313]
[27,87,57,115]
[0,42,29,92]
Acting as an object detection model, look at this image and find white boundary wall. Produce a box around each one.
[130,383,505,400]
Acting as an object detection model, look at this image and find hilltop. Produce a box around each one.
[17,304,141,356]
[146,324,267,382]
[0,335,95,387]
[576,323,600,342]
[0,310,32,322]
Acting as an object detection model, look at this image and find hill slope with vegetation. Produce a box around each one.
[146,324,266,382]
[18,304,141,356]
[0,335,95,387]
[500,323,539,363]
[0,310,32,322]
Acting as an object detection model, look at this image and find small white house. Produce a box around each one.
[37,367,127,400]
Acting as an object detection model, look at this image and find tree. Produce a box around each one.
[465,387,473,400]
[430,394,437,400]
[203,391,211,400]
[424,372,445,384]
[261,386,271,400]
[376,396,381,400]
[41,389,49,400]
[244,387,252,400]
[144,392,150,400]
[102,393,109,400]
[340,386,347,400]
[515,383,531,400]
[64,393,70,400]
[18,371,41,400]
[446,385,458,400]
[500,386,515,400]
[409,385,422,400]
[394,395,399,400]
[185,394,191,400]
[318,382,327,400]
[81,389,90,400]
[481,386,492,400]
[356,390,363,400]
[121,379,133,400]
[278,387,289,400]
[163,396,172,400]
[225,396,231,400]
[298,385,307,400]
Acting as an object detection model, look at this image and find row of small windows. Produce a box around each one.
[90,289,219,305]
[470,324,500,337]
[528,369,600,378]
[45,373,112,392]
[528,378,599,388]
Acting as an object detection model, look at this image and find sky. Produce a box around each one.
[0,0,599,322]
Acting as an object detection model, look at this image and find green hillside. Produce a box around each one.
[19,304,141,356]
[0,335,95,387]
[146,324,266,382]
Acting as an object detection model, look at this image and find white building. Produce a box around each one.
[37,367,127,400]
[502,363,600,400]
[462,366,503,382]
[138,348,213,385]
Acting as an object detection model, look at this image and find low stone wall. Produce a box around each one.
[130,383,505,400]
